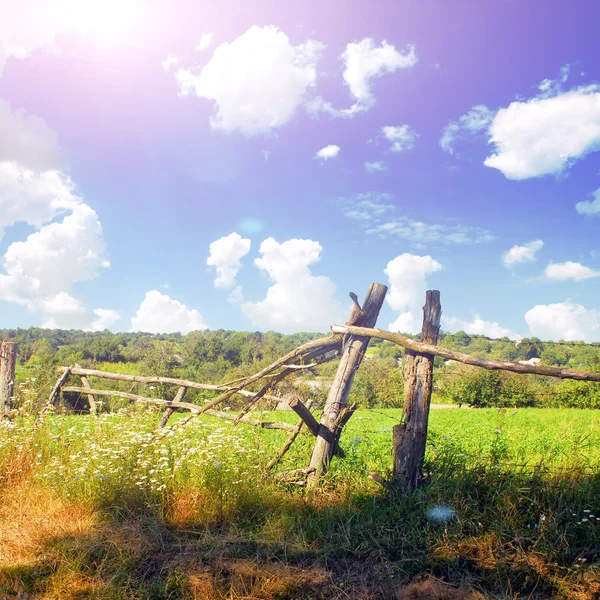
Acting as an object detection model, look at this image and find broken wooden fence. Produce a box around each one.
[332,289,600,490]
[46,284,600,491]
[48,283,388,486]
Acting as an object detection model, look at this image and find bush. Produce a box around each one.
[541,379,600,409]
[349,358,404,408]
[438,368,536,408]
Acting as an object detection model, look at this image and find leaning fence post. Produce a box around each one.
[159,386,187,427]
[307,283,387,487]
[392,290,441,489]
[80,376,98,417]
[1,341,17,418]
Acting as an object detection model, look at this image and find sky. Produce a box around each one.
[0,0,599,341]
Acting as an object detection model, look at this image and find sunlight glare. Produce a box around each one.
[68,0,147,46]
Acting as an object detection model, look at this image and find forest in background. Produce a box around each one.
[2,326,600,410]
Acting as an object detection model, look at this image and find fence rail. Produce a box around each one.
[332,325,600,382]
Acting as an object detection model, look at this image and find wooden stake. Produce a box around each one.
[80,376,98,417]
[307,283,387,486]
[287,395,321,436]
[0,341,17,418]
[267,400,313,470]
[48,367,71,406]
[159,386,187,427]
[393,290,442,489]
[287,395,345,457]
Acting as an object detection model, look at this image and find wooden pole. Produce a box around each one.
[307,283,387,486]
[80,376,98,416]
[61,385,299,433]
[0,341,17,418]
[330,325,600,383]
[60,367,303,403]
[393,290,442,489]
[267,400,313,470]
[287,395,321,436]
[49,367,71,406]
[159,386,187,427]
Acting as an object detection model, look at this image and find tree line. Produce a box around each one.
[1,327,599,409]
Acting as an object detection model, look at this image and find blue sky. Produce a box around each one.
[0,0,599,340]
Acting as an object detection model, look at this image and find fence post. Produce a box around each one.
[1,341,17,418]
[307,283,387,486]
[392,290,441,489]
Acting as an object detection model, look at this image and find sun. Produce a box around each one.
[68,0,148,47]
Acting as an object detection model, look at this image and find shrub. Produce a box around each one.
[438,368,536,408]
[542,379,600,409]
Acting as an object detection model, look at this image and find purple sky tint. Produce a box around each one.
[1,0,600,340]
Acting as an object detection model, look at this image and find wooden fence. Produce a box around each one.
[333,290,600,489]
[0,341,17,418]
[5,284,600,490]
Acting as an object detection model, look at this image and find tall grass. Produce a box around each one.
[0,407,598,599]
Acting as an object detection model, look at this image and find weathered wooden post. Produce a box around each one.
[80,376,98,416]
[392,290,441,489]
[307,283,387,486]
[159,386,187,427]
[1,341,17,418]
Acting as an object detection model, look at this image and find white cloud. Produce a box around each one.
[442,315,521,340]
[0,0,145,75]
[0,204,109,308]
[367,217,494,245]
[502,239,544,267]
[544,261,600,281]
[443,68,600,178]
[314,144,340,160]
[40,291,86,316]
[307,38,418,118]
[341,192,494,245]
[381,125,418,152]
[0,98,116,331]
[227,285,244,305]
[341,39,417,111]
[0,202,117,331]
[194,32,214,52]
[385,253,443,334]
[162,54,179,70]
[484,85,600,179]
[242,237,345,333]
[342,192,394,221]
[537,64,570,97]
[365,160,387,173]
[90,308,120,331]
[206,232,251,289]
[41,303,121,332]
[0,100,64,170]
[525,300,600,342]
[175,25,324,136]
[576,188,600,215]
[440,105,494,155]
[130,290,207,334]
[40,292,87,329]
[0,0,73,74]
[0,161,80,239]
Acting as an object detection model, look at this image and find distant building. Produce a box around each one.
[518,357,541,366]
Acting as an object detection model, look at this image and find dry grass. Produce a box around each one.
[0,410,598,599]
[0,482,96,565]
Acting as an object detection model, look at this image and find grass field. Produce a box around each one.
[1,407,599,599]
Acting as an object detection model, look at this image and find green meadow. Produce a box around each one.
[1,406,598,599]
